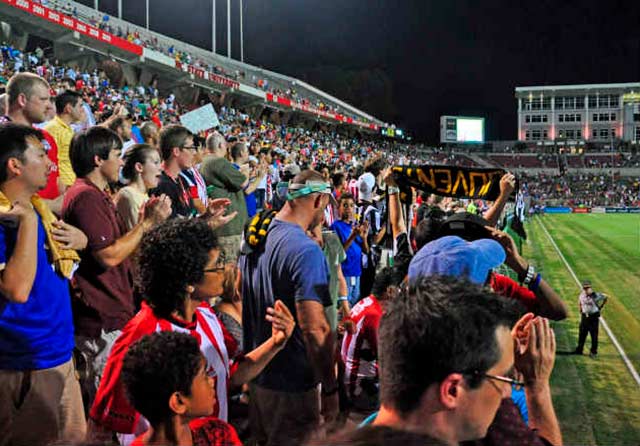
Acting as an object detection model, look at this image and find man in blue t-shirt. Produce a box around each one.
[239,169,338,446]
[230,141,265,219]
[331,193,369,307]
[0,124,88,445]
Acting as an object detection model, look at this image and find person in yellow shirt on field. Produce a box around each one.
[44,90,85,189]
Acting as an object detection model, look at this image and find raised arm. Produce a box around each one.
[488,227,569,320]
[484,173,516,227]
[382,168,406,237]
[515,316,563,446]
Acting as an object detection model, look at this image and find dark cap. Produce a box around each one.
[582,280,592,288]
[439,212,492,242]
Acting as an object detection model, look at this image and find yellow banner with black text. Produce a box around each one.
[392,165,507,202]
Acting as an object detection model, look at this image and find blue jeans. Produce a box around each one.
[346,276,361,307]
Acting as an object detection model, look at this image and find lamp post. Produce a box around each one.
[227,0,231,58]
[212,0,216,53]
[240,0,244,62]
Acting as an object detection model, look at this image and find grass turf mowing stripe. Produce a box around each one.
[538,216,640,388]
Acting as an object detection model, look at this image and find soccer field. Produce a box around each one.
[526,214,640,445]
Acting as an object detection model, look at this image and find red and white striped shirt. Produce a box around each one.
[340,296,382,402]
[90,302,238,434]
[347,179,360,202]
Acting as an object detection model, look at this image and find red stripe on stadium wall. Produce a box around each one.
[2,0,143,55]
[174,61,240,90]
[277,97,291,106]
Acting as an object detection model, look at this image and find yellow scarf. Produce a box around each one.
[0,192,80,279]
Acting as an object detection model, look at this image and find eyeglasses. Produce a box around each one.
[180,145,198,152]
[203,252,227,273]
[474,371,525,391]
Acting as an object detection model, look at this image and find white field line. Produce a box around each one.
[537,217,640,387]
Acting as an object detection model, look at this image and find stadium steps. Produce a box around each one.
[465,153,495,167]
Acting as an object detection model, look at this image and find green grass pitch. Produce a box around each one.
[526,214,640,445]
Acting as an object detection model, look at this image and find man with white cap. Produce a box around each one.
[357,172,384,297]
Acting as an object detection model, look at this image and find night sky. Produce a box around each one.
[75,0,640,142]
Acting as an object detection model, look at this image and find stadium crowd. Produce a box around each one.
[31,0,363,122]
[0,39,630,446]
[521,173,640,208]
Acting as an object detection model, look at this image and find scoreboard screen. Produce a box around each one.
[440,116,485,143]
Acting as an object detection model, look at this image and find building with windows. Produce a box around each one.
[515,83,640,144]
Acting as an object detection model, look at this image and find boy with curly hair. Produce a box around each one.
[122,331,241,446]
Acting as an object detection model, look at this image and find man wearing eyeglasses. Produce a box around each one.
[321,276,562,446]
[149,124,197,219]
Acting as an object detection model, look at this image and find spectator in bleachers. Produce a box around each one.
[240,169,338,446]
[90,218,295,439]
[149,124,197,219]
[230,141,266,219]
[321,276,521,445]
[139,120,159,148]
[200,133,248,263]
[331,193,368,307]
[45,90,85,189]
[0,72,63,207]
[121,331,242,446]
[62,126,171,413]
[0,124,86,446]
[106,115,134,154]
[115,143,164,230]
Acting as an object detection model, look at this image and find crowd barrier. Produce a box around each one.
[592,207,606,214]
[571,207,591,214]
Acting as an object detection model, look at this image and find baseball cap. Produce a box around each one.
[408,235,506,285]
[358,172,376,202]
[582,280,592,288]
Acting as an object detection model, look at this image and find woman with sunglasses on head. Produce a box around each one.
[87,218,295,442]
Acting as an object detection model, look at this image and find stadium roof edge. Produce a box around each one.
[60,0,387,127]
